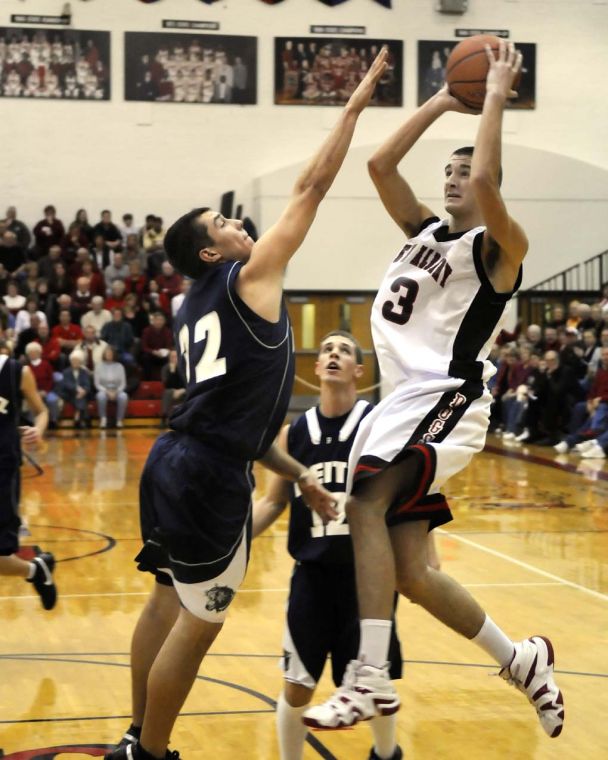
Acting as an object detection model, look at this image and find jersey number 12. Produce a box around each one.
[179,311,227,383]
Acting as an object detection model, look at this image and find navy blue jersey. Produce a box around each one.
[287,401,373,564]
[170,261,294,461]
[0,356,22,468]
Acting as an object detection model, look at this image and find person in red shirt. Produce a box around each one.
[140,310,173,380]
[155,261,183,299]
[24,341,61,428]
[105,279,127,312]
[81,259,105,298]
[124,259,148,302]
[51,308,83,360]
[36,322,63,369]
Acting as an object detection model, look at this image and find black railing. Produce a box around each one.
[528,249,608,292]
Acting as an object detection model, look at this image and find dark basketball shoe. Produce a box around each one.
[104,743,180,760]
[117,724,141,747]
[27,552,57,610]
[369,745,403,760]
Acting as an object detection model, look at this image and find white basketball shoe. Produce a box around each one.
[500,636,564,738]
[302,660,400,729]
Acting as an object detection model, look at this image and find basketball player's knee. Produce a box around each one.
[346,495,385,522]
[396,564,431,603]
[283,681,313,708]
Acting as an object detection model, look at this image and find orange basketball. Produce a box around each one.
[446,34,502,109]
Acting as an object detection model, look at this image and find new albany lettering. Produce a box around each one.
[394,242,453,288]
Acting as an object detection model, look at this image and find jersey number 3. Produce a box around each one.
[179,311,227,383]
[382,276,419,325]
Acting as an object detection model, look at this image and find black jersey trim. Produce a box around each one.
[418,216,441,235]
[226,262,291,350]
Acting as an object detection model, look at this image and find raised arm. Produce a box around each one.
[252,426,291,538]
[237,48,389,321]
[470,41,528,289]
[368,87,471,237]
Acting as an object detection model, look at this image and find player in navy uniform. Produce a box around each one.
[106,49,390,760]
[253,331,405,760]
[305,42,564,741]
[0,339,56,610]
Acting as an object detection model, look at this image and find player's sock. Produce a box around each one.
[359,619,393,668]
[370,713,398,759]
[471,614,515,667]
[277,691,308,760]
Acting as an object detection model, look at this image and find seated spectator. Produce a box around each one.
[124,259,148,301]
[4,205,31,250]
[559,327,587,380]
[81,259,105,298]
[76,324,108,372]
[94,345,128,429]
[156,260,182,299]
[25,341,60,429]
[535,350,584,445]
[101,307,135,364]
[81,295,112,337]
[141,310,173,380]
[144,278,170,316]
[35,279,52,320]
[33,205,65,257]
[161,348,185,426]
[74,209,95,247]
[524,324,543,352]
[21,261,40,297]
[68,247,93,282]
[15,313,43,359]
[105,279,127,312]
[48,260,71,295]
[492,347,526,434]
[51,307,83,359]
[58,349,92,428]
[554,347,608,454]
[37,244,64,281]
[582,329,601,378]
[577,303,595,333]
[36,322,63,370]
[93,210,122,252]
[104,253,130,295]
[502,349,544,443]
[0,229,26,275]
[542,325,560,352]
[49,293,79,328]
[142,215,165,254]
[124,233,146,269]
[120,213,139,246]
[14,295,47,335]
[123,293,148,339]
[91,234,112,272]
[72,276,93,320]
[2,280,25,315]
[565,300,581,330]
[171,277,191,319]
[64,222,89,262]
[545,304,566,330]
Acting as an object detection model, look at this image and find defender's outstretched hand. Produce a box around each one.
[347,46,389,113]
[298,471,339,523]
[485,39,523,101]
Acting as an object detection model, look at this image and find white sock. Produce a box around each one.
[471,615,515,667]
[370,713,398,759]
[359,619,392,669]
[27,561,36,580]
[276,691,308,760]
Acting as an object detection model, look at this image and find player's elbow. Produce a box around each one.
[470,171,499,198]
[368,157,391,180]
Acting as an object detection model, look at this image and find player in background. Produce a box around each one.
[0,338,56,610]
[253,331,405,760]
[106,49,389,760]
[304,41,564,741]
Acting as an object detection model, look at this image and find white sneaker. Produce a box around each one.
[515,428,530,442]
[500,636,564,738]
[581,442,606,459]
[502,432,516,440]
[553,441,569,454]
[117,420,124,428]
[302,660,400,728]
[575,439,597,453]
[100,417,107,429]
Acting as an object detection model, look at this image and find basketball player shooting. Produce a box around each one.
[105,49,389,760]
[304,40,564,741]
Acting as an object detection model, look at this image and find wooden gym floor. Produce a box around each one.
[0,429,607,759]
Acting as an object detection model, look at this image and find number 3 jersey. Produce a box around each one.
[170,261,294,461]
[372,218,522,391]
[286,400,372,565]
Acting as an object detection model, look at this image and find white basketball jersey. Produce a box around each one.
[371,218,520,390]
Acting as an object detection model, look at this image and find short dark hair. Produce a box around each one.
[101,209,111,216]
[164,207,213,279]
[452,146,503,186]
[319,330,364,364]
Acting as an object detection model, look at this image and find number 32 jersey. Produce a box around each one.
[372,218,522,390]
[287,400,372,565]
[170,261,294,461]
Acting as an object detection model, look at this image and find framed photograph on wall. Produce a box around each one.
[124,32,257,104]
[0,27,111,100]
[274,38,403,107]
[417,40,536,109]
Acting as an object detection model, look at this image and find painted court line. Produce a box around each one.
[440,529,608,602]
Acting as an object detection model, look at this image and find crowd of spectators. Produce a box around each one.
[0,204,186,428]
[490,298,608,458]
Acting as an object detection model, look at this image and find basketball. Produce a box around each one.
[446,34,502,109]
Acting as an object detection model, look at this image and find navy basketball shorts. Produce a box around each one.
[136,431,253,623]
[282,561,402,689]
[0,466,21,556]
